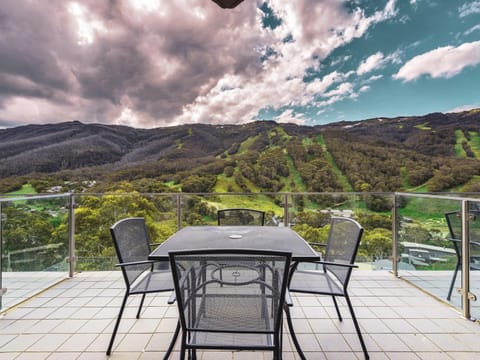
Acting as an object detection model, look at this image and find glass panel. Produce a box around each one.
[0,195,70,311]
[396,194,463,312]
[289,192,393,270]
[73,193,178,271]
[180,193,285,227]
[468,200,480,320]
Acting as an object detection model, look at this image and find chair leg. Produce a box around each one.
[180,332,186,360]
[345,293,369,360]
[283,303,306,360]
[106,292,129,355]
[447,261,461,301]
[163,320,181,360]
[332,295,343,321]
[136,293,147,319]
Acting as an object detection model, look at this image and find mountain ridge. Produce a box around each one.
[1,109,480,194]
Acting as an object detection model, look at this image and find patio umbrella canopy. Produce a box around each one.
[212,0,245,8]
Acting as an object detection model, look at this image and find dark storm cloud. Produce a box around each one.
[0,0,399,127]
[0,1,75,95]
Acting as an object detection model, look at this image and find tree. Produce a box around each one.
[224,166,234,177]
[74,187,177,270]
[360,228,392,260]
[181,175,216,193]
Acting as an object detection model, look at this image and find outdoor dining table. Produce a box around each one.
[148,225,319,360]
[148,225,320,262]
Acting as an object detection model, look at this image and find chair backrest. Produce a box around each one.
[445,211,461,241]
[217,208,265,226]
[445,210,480,256]
[169,249,291,341]
[324,217,363,286]
[110,217,152,287]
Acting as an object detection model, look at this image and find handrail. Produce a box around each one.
[395,192,480,202]
[0,193,72,203]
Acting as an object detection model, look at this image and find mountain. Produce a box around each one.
[1,109,480,194]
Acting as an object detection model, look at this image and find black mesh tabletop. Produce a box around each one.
[149,226,319,262]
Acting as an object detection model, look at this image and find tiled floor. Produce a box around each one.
[399,270,480,319]
[1,271,480,359]
[1,272,68,310]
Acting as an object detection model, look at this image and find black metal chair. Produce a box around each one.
[217,208,265,226]
[166,249,291,360]
[107,217,174,356]
[286,217,369,360]
[444,211,480,300]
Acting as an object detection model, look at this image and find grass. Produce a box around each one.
[237,135,257,154]
[8,184,37,195]
[454,130,467,158]
[454,130,480,159]
[468,131,480,158]
[163,181,182,190]
[399,196,459,230]
[285,153,306,191]
[270,126,291,142]
[302,136,314,146]
[400,166,412,189]
[214,174,240,192]
[414,123,432,130]
[316,135,353,191]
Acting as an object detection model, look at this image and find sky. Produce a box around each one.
[0,0,479,129]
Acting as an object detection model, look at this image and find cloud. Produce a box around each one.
[357,50,402,76]
[464,24,480,36]
[459,1,480,17]
[0,0,398,128]
[357,52,385,75]
[447,103,480,113]
[393,41,480,81]
[273,109,306,125]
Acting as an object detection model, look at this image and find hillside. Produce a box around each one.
[1,109,480,194]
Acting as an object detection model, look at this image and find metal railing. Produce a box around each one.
[1,191,480,320]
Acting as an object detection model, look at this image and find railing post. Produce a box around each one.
[461,200,471,319]
[68,194,75,278]
[392,194,398,277]
[0,201,4,303]
[177,194,182,231]
[284,193,289,227]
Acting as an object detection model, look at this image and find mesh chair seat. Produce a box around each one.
[289,269,344,296]
[188,296,276,347]
[130,269,173,294]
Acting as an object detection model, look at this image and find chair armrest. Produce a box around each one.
[167,291,176,304]
[284,290,293,307]
[115,260,155,267]
[447,237,480,247]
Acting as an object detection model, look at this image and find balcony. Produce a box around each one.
[1,192,480,358]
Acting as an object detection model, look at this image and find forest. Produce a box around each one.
[2,109,480,272]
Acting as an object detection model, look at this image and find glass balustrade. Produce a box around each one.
[395,193,480,320]
[0,194,71,311]
[2,191,480,320]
